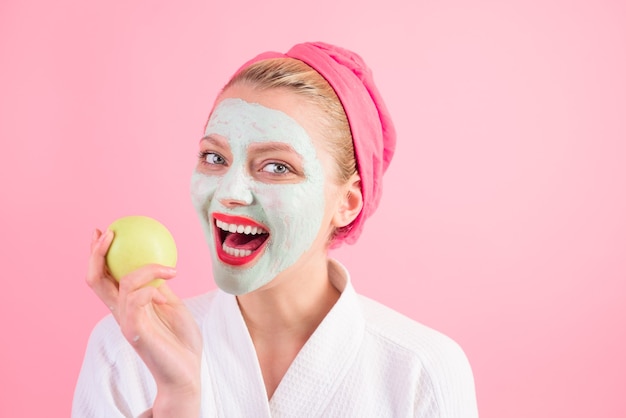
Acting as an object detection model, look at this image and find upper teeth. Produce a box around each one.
[216,219,267,235]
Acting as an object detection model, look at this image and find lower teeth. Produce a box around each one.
[222,244,252,258]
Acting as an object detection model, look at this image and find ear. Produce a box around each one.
[333,174,363,228]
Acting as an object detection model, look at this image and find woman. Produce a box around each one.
[73,42,478,417]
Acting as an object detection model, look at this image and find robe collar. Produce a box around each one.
[202,259,366,416]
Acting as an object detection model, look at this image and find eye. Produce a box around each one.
[199,152,226,165]
[262,162,290,175]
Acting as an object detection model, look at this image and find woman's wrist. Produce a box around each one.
[152,381,201,417]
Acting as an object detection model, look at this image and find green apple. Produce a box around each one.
[105,215,177,287]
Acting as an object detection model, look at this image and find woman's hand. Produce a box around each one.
[86,229,202,417]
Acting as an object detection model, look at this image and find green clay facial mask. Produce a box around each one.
[190,98,326,295]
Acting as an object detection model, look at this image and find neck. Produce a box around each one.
[236,255,340,342]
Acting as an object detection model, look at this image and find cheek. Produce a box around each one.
[258,181,325,230]
[190,172,219,210]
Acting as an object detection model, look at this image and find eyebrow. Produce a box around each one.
[248,142,300,155]
[200,137,303,160]
[199,135,227,147]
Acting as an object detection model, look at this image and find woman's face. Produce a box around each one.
[190,84,343,295]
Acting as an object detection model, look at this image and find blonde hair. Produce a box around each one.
[223,58,357,184]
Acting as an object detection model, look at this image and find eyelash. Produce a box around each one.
[261,162,292,175]
[198,151,296,177]
[198,151,227,166]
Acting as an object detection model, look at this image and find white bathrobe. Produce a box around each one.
[72,260,478,417]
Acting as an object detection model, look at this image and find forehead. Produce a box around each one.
[213,84,325,140]
[205,98,317,159]
[206,98,306,141]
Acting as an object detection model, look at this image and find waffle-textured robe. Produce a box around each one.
[73,260,478,417]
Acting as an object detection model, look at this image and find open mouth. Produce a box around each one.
[212,213,270,266]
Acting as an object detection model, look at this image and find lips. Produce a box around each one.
[212,213,270,266]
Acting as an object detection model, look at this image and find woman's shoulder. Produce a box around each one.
[356,294,474,380]
[355,295,478,415]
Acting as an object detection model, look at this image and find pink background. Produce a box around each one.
[1,0,625,416]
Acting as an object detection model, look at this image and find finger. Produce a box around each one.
[153,284,202,350]
[86,229,119,314]
[155,282,184,306]
[119,285,165,344]
[117,264,177,316]
[117,264,177,294]
[89,228,101,252]
[86,229,114,286]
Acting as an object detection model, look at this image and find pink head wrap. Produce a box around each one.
[234,42,396,245]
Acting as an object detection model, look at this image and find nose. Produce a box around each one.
[215,165,254,208]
